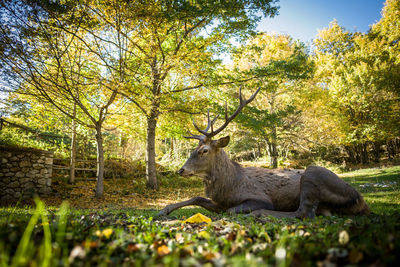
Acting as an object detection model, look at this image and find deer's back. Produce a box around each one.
[243,167,303,211]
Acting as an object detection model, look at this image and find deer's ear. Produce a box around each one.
[214,136,230,148]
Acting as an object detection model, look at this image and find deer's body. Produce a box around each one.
[158,87,370,218]
[199,149,301,211]
[159,147,369,218]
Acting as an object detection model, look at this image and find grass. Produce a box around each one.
[0,166,399,266]
[341,165,400,214]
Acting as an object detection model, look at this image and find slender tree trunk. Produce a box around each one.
[270,126,278,168]
[146,114,158,190]
[69,103,77,184]
[345,145,356,164]
[257,142,261,159]
[386,140,395,159]
[265,137,278,168]
[268,95,278,168]
[372,141,382,163]
[361,143,369,164]
[95,125,105,198]
[170,137,174,160]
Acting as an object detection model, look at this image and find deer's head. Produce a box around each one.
[178,86,260,177]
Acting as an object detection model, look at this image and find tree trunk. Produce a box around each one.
[362,143,369,164]
[146,114,158,190]
[265,136,278,169]
[268,95,278,168]
[69,103,77,184]
[95,125,105,198]
[270,126,278,168]
[344,145,356,164]
[372,141,382,163]
[170,137,174,160]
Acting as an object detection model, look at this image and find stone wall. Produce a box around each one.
[0,146,53,201]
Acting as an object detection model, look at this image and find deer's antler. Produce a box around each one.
[185,86,260,141]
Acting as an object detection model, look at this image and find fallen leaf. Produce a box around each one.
[95,230,102,237]
[175,233,184,243]
[203,251,217,261]
[197,230,211,240]
[251,243,268,252]
[161,220,182,226]
[102,228,113,239]
[220,227,233,234]
[127,243,140,253]
[184,213,212,224]
[275,247,286,259]
[226,231,236,241]
[82,241,98,249]
[69,246,85,263]
[339,230,349,245]
[180,246,194,256]
[203,251,220,261]
[157,245,171,256]
[349,248,363,264]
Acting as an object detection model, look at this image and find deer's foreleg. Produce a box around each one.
[157,196,222,216]
[227,199,274,214]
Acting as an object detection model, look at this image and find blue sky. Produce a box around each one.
[258,0,386,43]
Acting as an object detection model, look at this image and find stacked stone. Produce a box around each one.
[0,146,53,201]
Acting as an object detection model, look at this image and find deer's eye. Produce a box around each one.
[199,148,208,156]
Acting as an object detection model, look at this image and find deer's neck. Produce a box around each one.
[204,149,244,205]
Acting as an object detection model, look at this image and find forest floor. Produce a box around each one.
[0,165,399,266]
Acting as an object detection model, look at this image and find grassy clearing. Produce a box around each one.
[340,165,400,214]
[0,166,399,266]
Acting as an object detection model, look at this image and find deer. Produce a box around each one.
[158,87,370,218]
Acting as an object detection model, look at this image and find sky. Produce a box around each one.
[258,0,387,44]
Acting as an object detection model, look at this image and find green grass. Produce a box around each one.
[341,165,400,214]
[0,166,399,266]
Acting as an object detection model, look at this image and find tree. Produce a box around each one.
[1,0,279,191]
[0,0,122,197]
[313,17,400,164]
[113,0,279,188]
[368,0,400,96]
[231,33,312,167]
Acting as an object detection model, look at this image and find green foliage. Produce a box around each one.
[228,33,313,167]
[309,3,400,163]
[0,127,67,154]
